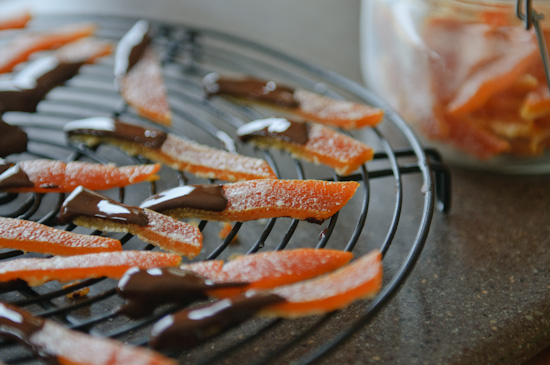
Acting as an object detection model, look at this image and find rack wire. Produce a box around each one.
[0,15,450,364]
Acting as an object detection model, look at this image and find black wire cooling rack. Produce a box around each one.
[0,14,450,364]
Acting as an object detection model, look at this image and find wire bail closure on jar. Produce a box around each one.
[516,0,550,91]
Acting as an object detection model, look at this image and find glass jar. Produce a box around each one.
[361,0,550,173]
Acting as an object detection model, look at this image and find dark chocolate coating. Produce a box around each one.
[237,117,309,145]
[58,186,148,226]
[0,56,84,114]
[0,120,28,157]
[203,73,299,108]
[0,279,28,293]
[0,161,34,190]
[64,117,167,149]
[150,291,285,350]
[114,20,151,80]
[0,302,44,340]
[117,266,247,318]
[140,184,228,213]
[0,302,57,362]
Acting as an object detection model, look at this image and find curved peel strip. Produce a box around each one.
[0,302,176,364]
[434,24,539,117]
[0,251,182,286]
[142,179,359,223]
[419,17,550,158]
[119,48,171,125]
[0,22,96,74]
[262,250,382,318]
[7,160,160,193]
[447,47,539,117]
[0,217,122,255]
[294,89,384,129]
[73,208,202,258]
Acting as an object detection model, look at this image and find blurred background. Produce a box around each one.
[0,0,364,81]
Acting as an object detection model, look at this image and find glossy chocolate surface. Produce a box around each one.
[203,73,299,108]
[0,56,83,114]
[58,186,148,226]
[114,20,151,80]
[0,302,56,362]
[150,291,285,350]
[0,120,28,157]
[0,161,34,190]
[0,302,44,339]
[64,117,167,149]
[117,266,247,318]
[140,184,228,213]
[237,117,309,145]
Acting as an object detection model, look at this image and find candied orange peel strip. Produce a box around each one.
[479,9,514,27]
[179,260,224,278]
[65,117,277,182]
[0,302,177,364]
[0,217,122,255]
[218,222,238,243]
[447,44,539,117]
[0,251,182,286]
[0,38,112,115]
[237,117,374,175]
[158,134,277,181]
[1,160,160,193]
[181,248,354,298]
[115,20,171,126]
[0,22,97,74]
[72,208,203,258]
[54,37,112,64]
[419,17,549,158]
[0,9,31,30]
[261,250,382,317]
[119,47,171,126]
[203,74,383,130]
[425,19,539,117]
[140,179,359,223]
[293,89,384,129]
[60,187,203,258]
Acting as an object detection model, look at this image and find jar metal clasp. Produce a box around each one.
[516,0,550,92]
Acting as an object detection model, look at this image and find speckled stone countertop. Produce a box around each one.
[175,167,550,365]
[316,168,550,364]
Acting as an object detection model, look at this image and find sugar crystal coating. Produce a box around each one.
[263,250,382,317]
[0,217,121,255]
[0,251,182,286]
[294,89,384,129]
[160,134,276,180]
